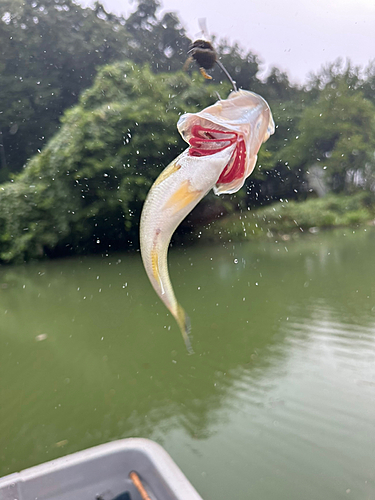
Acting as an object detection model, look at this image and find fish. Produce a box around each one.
[140,89,275,352]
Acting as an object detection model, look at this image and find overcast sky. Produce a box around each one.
[81,0,375,83]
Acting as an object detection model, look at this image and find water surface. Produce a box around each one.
[0,229,374,499]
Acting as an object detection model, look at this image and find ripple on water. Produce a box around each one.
[206,302,375,499]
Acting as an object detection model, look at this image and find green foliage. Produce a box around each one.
[262,67,300,103]
[361,60,375,103]
[207,39,262,93]
[255,193,374,231]
[124,0,190,73]
[0,0,129,172]
[2,0,375,262]
[285,72,375,192]
[0,61,223,263]
[0,0,264,176]
[198,192,375,243]
[0,165,74,262]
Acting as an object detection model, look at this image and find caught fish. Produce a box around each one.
[140,89,275,352]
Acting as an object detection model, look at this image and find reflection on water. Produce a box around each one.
[0,229,374,499]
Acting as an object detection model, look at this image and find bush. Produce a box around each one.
[198,193,375,243]
[0,61,223,263]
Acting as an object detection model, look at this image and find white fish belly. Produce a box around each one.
[140,147,235,316]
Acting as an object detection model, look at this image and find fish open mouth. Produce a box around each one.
[187,124,246,185]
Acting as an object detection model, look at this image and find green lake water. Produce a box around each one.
[0,229,374,499]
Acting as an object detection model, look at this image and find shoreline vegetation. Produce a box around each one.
[195,192,375,244]
[1,0,375,264]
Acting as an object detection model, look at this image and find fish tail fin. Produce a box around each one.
[175,304,193,354]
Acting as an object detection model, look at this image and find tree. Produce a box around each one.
[0,0,129,174]
[285,77,375,192]
[360,59,375,104]
[263,67,300,103]
[0,61,223,263]
[204,39,262,93]
[124,0,190,73]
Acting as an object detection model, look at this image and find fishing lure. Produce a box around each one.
[184,19,238,90]
[140,89,275,352]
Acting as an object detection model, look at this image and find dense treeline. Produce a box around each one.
[0,0,189,175]
[0,63,222,261]
[0,0,375,262]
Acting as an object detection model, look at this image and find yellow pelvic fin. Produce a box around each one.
[150,247,159,282]
[164,180,201,214]
[151,247,165,294]
[153,161,181,188]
